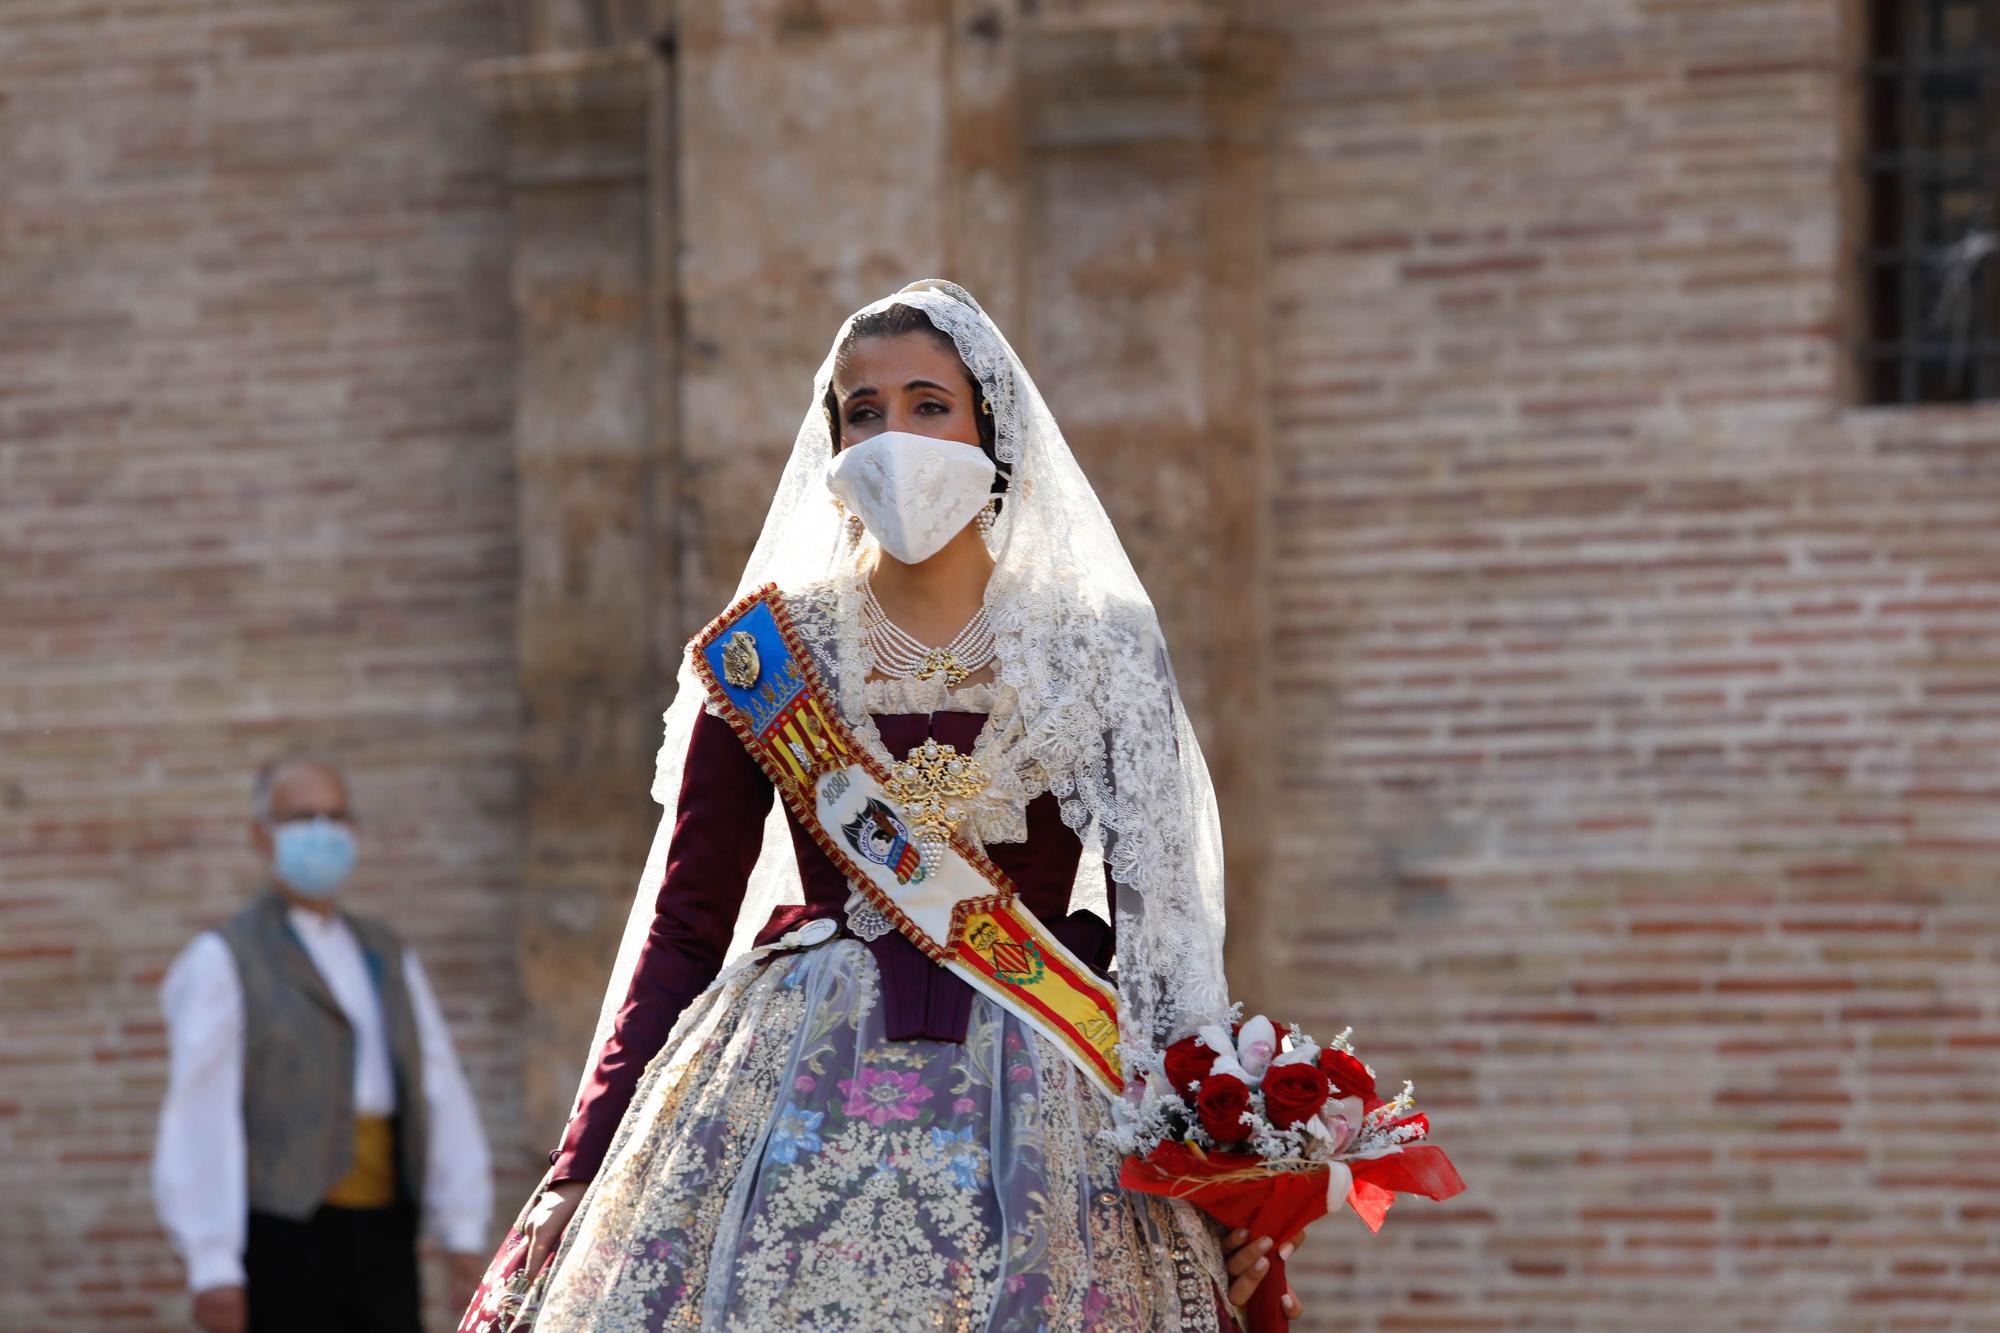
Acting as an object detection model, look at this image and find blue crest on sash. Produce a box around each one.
[700,599,805,735]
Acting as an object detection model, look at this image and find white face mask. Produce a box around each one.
[825,430,997,565]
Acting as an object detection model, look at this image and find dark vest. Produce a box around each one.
[215,890,428,1219]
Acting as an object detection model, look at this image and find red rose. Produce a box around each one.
[1163,1035,1221,1097]
[1262,1061,1332,1130]
[1195,1073,1253,1144]
[1317,1048,1382,1111]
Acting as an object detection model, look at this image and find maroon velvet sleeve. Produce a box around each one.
[549,707,775,1184]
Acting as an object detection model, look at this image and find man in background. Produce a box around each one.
[152,753,493,1333]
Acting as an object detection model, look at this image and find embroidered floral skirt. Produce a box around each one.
[465,937,1232,1333]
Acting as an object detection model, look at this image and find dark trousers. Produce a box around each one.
[245,1204,422,1333]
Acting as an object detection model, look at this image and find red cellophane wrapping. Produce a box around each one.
[1346,1145,1466,1233]
[1120,1142,1467,1332]
[1119,1144,1331,1333]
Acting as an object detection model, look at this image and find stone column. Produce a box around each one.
[669,2,968,622]
[1018,9,1286,994]
[470,43,678,1139]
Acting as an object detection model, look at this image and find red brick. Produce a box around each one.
[0,3,526,1328]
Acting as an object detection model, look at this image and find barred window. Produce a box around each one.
[1861,0,2000,404]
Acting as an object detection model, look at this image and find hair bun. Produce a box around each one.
[897,278,986,318]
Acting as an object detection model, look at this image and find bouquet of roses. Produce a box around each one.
[1112,1014,1465,1332]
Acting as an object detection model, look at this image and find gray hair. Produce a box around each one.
[251,751,348,825]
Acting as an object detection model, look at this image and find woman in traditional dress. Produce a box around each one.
[461,281,1300,1331]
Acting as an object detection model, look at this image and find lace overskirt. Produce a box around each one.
[531,940,1230,1332]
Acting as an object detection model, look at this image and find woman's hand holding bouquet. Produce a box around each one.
[1114,1015,1467,1332]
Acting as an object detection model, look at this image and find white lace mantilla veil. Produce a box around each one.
[572,279,1231,1113]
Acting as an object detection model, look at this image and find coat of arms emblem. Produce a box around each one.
[967,917,1046,985]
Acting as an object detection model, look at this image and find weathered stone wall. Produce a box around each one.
[470,36,669,1155]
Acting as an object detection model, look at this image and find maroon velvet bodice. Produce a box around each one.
[551,706,1113,1184]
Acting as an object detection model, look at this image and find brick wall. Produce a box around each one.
[1258,1,2000,1327]
[0,3,527,1329]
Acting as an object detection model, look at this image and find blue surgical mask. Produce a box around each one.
[270,817,357,899]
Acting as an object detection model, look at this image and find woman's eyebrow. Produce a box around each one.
[842,379,954,401]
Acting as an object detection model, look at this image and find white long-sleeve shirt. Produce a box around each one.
[151,907,493,1292]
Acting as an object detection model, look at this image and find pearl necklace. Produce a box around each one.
[861,579,997,688]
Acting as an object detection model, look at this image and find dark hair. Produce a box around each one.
[823,304,1010,504]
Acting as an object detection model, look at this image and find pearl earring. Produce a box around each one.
[975,499,998,537]
[833,497,865,546]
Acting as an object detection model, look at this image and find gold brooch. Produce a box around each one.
[913,647,968,687]
[883,738,986,864]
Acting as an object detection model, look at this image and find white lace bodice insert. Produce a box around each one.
[860,674,996,716]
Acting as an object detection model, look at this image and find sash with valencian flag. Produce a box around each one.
[692,583,1125,1098]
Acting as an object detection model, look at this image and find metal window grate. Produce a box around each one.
[1860,0,2000,404]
